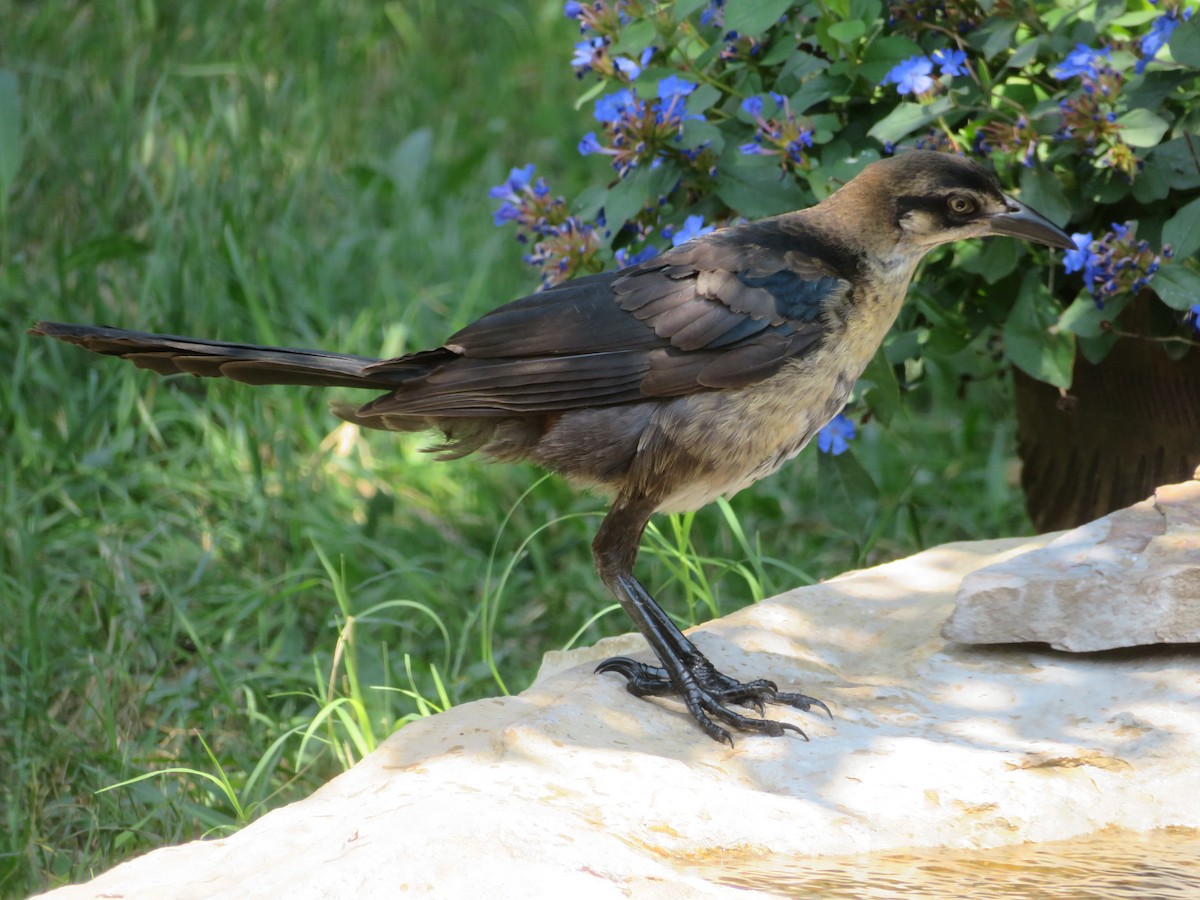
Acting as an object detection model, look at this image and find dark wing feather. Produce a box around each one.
[361,223,850,418]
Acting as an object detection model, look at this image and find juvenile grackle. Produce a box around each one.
[32,151,1074,745]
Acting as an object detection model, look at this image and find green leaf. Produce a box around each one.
[602,162,682,237]
[860,347,899,426]
[968,18,1019,60]
[723,0,793,38]
[611,19,657,57]
[1131,156,1172,204]
[1057,293,1130,339]
[827,20,866,43]
[816,446,880,536]
[1116,108,1169,148]
[867,96,951,146]
[1150,138,1200,191]
[714,154,806,218]
[1003,270,1075,388]
[570,184,607,222]
[785,74,834,115]
[806,144,880,200]
[1169,18,1200,67]
[1150,263,1200,311]
[1163,197,1200,261]
[677,119,725,153]
[1006,36,1045,70]
[673,0,710,21]
[686,83,722,116]
[957,237,1021,285]
[573,78,608,112]
[0,71,22,198]
[1018,165,1072,227]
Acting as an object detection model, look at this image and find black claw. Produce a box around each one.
[773,691,833,719]
[596,651,828,742]
[593,656,639,677]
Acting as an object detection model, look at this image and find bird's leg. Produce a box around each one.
[591,495,829,745]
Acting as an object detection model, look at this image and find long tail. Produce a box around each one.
[30,321,411,390]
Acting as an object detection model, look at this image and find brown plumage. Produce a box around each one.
[31,151,1075,744]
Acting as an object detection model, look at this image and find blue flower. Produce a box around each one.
[739,141,769,155]
[881,56,935,95]
[1137,9,1192,72]
[741,95,764,118]
[492,202,522,226]
[1062,233,1095,275]
[488,164,537,200]
[577,131,603,155]
[615,245,659,268]
[817,413,856,456]
[932,48,967,77]
[613,56,641,79]
[669,214,714,247]
[1189,303,1200,334]
[786,131,814,161]
[657,76,697,106]
[1051,44,1112,79]
[563,1,582,18]
[594,89,635,122]
[572,38,601,68]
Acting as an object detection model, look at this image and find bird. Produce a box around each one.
[31,150,1075,745]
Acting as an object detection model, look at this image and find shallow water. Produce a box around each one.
[681,826,1200,898]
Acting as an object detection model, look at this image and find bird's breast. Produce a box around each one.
[649,275,913,513]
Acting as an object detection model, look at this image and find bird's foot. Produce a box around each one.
[595,654,830,746]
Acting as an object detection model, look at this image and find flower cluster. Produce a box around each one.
[563,0,628,39]
[973,116,1039,168]
[578,77,700,176]
[489,165,600,286]
[489,165,566,236]
[522,216,603,286]
[886,0,986,35]
[739,94,814,171]
[1063,223,1166,305]
[570,37,649,81]
[880,48,967,97]
[1051,44,1139,177]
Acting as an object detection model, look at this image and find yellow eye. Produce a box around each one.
[948,195,975,215]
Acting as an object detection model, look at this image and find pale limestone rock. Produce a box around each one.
[37,536,1200,900]
[944,480,1200,651]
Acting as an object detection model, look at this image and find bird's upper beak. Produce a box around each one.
[985,197,1076,250]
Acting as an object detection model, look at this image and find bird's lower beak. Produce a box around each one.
[986,198,1076,250]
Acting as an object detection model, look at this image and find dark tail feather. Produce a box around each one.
[29,321,408,390]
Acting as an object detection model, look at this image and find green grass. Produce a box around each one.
[0,1,1033,895]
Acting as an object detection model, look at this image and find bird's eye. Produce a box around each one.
[947,195,976,215]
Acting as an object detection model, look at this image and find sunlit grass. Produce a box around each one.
[0,1,1033,895]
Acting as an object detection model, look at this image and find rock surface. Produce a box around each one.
[944,480,1200,651]
[38,535,1200,900]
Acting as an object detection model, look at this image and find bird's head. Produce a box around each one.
[830,150,1075,256]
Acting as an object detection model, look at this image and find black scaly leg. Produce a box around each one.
[591,494,830,746]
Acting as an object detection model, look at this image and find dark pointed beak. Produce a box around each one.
[986,197,1075,250]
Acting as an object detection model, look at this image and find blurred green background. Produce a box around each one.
[0,1,1032,894]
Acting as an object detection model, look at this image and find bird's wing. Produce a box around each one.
[360,230,850,417]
